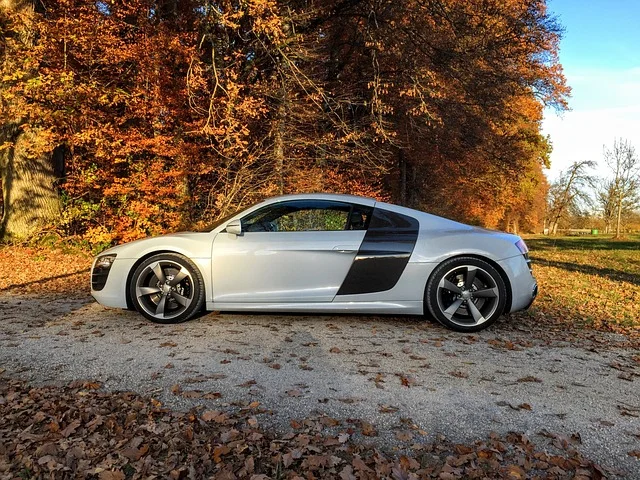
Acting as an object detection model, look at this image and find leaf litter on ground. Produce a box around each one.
[0,378,610,479]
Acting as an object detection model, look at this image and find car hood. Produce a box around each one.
[99,232,214,259]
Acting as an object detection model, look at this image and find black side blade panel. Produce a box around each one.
[337,207,419,295]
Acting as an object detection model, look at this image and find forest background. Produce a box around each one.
[1,0,571,248]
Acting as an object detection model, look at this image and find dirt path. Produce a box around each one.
[1,293,639,477]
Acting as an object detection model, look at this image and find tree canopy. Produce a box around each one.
[0,0,569,244]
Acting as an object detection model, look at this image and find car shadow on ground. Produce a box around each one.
[196,309,438,329]
[527,237,640,251]
[530,256,640,286]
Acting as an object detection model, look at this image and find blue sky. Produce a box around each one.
[542,0,640,179]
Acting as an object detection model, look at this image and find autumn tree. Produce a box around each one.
[310,0,568,226]
[0,0,62,240]
[603,139,640,238]
[595,179,617,234]
[0,0,570,244]
[546,160,595,234]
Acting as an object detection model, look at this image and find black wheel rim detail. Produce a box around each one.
[436,265,500,327]
[135,260,194,320]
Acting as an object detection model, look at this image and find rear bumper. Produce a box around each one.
[497,255,538,313]
[524,283,538,310]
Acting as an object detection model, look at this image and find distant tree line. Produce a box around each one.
[1,0,569,245]
[546,139,640,237]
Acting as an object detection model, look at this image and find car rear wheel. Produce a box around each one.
[425,257,506,332]
[130,253,205,324]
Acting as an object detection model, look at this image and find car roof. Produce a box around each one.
[266,192,376,204]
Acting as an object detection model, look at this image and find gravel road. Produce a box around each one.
[1,293,639,477]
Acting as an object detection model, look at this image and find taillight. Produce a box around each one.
[515,239,528,255]
[515,239,532,273]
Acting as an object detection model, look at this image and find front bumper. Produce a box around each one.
[90,257,136,309]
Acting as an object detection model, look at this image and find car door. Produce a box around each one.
[211,200,372,303]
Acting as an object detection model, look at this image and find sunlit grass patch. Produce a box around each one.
[524,235,640,333]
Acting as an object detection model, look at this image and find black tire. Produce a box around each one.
[129,253,205,324]
[425,256,507,332]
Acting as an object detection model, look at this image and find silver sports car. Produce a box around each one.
[91,193,537,332]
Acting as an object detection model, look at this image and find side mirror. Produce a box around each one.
[225,219,242,236]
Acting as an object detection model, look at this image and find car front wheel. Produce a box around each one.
[425,257,507,332]
[130,253,205,324]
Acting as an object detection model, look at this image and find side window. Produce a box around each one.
[241,200,372,232]
[346,205,371,231]
[276,208,348,231]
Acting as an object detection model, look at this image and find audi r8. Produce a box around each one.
[91,193,537,332]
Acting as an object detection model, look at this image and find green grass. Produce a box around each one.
[522,234,640,332]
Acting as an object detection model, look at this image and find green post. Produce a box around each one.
[591,229,598,235]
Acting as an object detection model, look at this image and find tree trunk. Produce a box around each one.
[614,195,623,239]
[399,149,407,206]
[273,88,286,195]
[1,128,61,240]
[1,0,61,241]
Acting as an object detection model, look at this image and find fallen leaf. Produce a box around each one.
[395,430,413,441]
[379,404,399,413]
[361,421,377,436]
[397,374,417,387]
[61,419,81,437]
[99,472,125,480]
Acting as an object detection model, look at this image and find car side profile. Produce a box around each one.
[91,193,537,332]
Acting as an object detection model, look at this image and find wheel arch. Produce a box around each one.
[424,254,512,314]
[125,250,207,310]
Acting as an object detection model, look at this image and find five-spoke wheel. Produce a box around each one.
[425,257,507,332]
[129,253,204,324]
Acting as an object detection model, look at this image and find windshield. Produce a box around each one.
[199,205,253,232]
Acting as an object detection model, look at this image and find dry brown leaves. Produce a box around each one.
[522,236,640,340]
[0,378,608,479]
[0,246,91,297]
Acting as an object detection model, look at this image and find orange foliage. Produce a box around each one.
[0,0,568,242]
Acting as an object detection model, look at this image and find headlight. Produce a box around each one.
[92,254,117,291]
[95,254,117,269]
